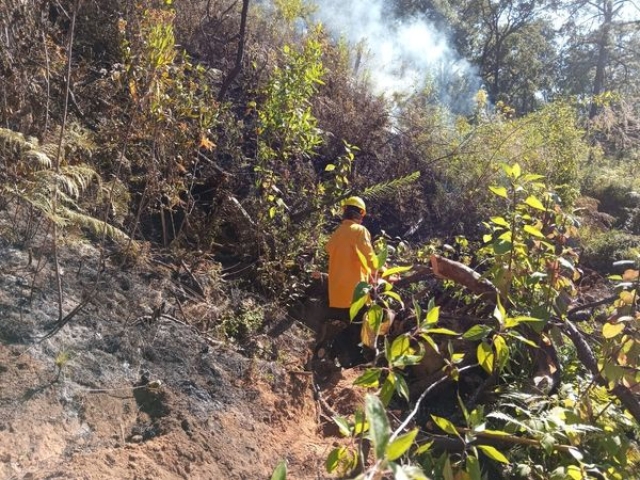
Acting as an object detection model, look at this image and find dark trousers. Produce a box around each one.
[317,307,371,367]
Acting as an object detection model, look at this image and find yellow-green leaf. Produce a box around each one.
[489,186,508,198]
[491,216,510,228]
[478,445,510,463]
[524,195,546,211]
[603,322,625,339]
[350,293,369,321]
[332,416,351,437]
[354,369,381,388]
[431,415,461,438]
[426,306,440,325]
[366,394,390,459]
[523,224,545,238]
[619,290,636,305]
[494,335,509,370]
[382,265,412,277]
[386,429,418,461]
[477,341,494,374]
[271,460,287,480]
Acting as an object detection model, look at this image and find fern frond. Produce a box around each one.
[0,127,29,147]
[100,178,131,224]
[362,171,421,201]
[61,207,132,244]
[25,149,53,168]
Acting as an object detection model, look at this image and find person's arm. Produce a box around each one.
[355,227,377,274]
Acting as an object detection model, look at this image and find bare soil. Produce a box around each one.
[0,230,362,480]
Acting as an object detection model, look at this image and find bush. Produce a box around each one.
[580,228,640,273]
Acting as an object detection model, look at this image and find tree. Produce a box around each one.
[557,0,640,117]
[393,0,558,114]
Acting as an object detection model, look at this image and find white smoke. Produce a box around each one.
[311,0,480,113]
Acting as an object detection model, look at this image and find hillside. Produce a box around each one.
[0,220,361,479]
[2,0,640,479]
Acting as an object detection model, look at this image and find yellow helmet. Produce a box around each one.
[342,196,366,214]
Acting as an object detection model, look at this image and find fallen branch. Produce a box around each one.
[418,427,576,455]
[563,319,640,424]
[430,254,500,303]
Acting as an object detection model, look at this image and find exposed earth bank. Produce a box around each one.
[0,234,360,480]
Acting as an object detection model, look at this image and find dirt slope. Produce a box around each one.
[0,233,357,480]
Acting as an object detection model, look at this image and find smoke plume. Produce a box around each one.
[311,0,481,113]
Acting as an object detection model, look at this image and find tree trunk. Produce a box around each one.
[589,0,613,118]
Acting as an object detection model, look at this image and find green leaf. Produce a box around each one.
[382,265,412,277]
[420,333,440,354]
[477,341,494,374]
[540,434,556,454]
[353,410,368,435]
[524,195,546,211]
[511,163,521,179]
[493,239,512,255]
[325,446,353,473]
[395,373,410,401]
[354,369,382,388]
[271,460,287,480]
[504,316,543,329]
[431,415,461,438]
[324,164,336,171]
[603,322,625,339]
[521,173,545,182]
[414,441,434,455]
[425,306,440,325]
[352,281,370,302]
[523,224,545,238]
[478,445,510,463]
[494,296,506,326]
[490,216,510,228]
[489,186,508,198]
[386,429,418,461]
[366,394,390,459]
[390,335,411,362]
[466,454,482,480]
[494,335,509,371]
[350,293,369,321]
[380,372,396,406]
[365,304,385,333]
[332,416,351,436]
[506,332,538,347]
[382,290,404,308]
[463,324,492,341]
[443,455,455,480]
[376,247,388,272]
[390,464,429,480]
[424,327,458,336]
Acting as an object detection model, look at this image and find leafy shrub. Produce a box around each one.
[580,229,640,273]
[219,297,265,340]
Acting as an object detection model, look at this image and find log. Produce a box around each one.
[429,254,500,303]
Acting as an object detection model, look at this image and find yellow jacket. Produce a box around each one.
[325,220,377,309]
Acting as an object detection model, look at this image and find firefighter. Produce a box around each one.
[320,196,377,367]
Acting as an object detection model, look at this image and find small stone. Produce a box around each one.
[130,435,143,443]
